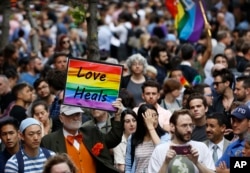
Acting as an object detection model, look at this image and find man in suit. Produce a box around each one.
[41,100,124,173]
[204,112,230,164]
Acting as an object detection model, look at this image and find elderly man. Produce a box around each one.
[41,99,124,173]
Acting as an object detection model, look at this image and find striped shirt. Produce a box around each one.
[4,148,55,173]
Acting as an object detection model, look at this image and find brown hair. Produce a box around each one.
[170,109,193,125]
[43,153,77,173]
[162,78,181,94]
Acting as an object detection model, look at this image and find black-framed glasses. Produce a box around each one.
[213,81,224,86]
[204,93,213,97]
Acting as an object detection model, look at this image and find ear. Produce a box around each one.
[170,123,175,133]
[141,93,145,100]
[221,124,226,133]
[59,115,64,123]
[19,131,24,141]
[225,80,230,87]
[248,120,250,128]
[157,92,160,100]
[205,106,208,113]
[246,88,250,95]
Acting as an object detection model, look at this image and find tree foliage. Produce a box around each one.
[69,5,86,26]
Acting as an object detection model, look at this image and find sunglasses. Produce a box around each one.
[62,40,70,44]
[213,81,224,86]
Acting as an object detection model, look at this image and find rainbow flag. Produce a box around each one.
[166,0,205,42]
[180,76,190,87]
[63,59,123,112]
[192,75,202,86]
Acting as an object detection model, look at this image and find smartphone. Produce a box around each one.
[171,145,191,155]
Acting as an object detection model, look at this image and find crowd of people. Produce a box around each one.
[1,0,250,173]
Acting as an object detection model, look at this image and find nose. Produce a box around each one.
[233,90,237,94]
[6,134,11,139]
[33,134,38,140]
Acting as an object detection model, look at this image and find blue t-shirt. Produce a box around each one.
[215,139,244,168]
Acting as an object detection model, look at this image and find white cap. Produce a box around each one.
[60,105,84,116]
[19,118,41,133]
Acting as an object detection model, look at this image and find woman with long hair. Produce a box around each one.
[113,109,137,172]
[125,104,170,173]
[31,100,53,136]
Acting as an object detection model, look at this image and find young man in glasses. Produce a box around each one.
[148,109,215,173]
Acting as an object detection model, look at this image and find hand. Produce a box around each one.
[204,23,211,31]
[165,147,176,164]
[142,109,156,130]
[112,98,124,121]
[224,128,233,135]
[186,147,199,165]
[219,161,227,169]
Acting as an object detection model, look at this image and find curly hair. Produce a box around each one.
[46,69,66,91]
[43,153,77,173]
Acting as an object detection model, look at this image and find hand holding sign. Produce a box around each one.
[63,58,123,112]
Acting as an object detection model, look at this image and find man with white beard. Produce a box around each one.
[41,102,124,173]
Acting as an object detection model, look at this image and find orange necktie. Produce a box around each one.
[66,134,83,145]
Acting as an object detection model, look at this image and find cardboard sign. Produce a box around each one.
[63,58,123,112]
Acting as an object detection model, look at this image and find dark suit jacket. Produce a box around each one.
[41,120,123,173]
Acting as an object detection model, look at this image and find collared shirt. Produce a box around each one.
[208,139,224,160]
[63,128,80,150]
[180,61,192,66]
[215,138,244,168]
[113,134,127,165]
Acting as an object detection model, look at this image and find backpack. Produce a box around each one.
[16,148,51,173]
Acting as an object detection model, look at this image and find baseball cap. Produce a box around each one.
[19,118,41,133]
[60,105,84,116]
[231,105,250,120]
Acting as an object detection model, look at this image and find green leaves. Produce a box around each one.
[69,5,86,26]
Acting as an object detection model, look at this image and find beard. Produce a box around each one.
[175,127,191,143]
[236,95,246,102]
[64,120,82,130]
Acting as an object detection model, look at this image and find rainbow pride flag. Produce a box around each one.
[166,0,205,42]
[63,59,123,112]
[180,76,189,87]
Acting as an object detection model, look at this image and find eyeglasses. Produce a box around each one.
[213,81,224,86]
[178,124,195,130]
[62,40,70,44]
[204,94,213,97]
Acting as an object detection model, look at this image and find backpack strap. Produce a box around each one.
[16,150,24,173]
[16,148,51,173]
[41,147,51,158]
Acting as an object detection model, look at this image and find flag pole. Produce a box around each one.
[198,0,211,37]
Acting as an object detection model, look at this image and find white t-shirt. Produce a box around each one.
[148,140,215,173]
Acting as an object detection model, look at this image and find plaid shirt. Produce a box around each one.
[50,95,60,119]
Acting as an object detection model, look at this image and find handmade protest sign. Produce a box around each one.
[63,58,123,112]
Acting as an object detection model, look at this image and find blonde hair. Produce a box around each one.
[146,65,157,76]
